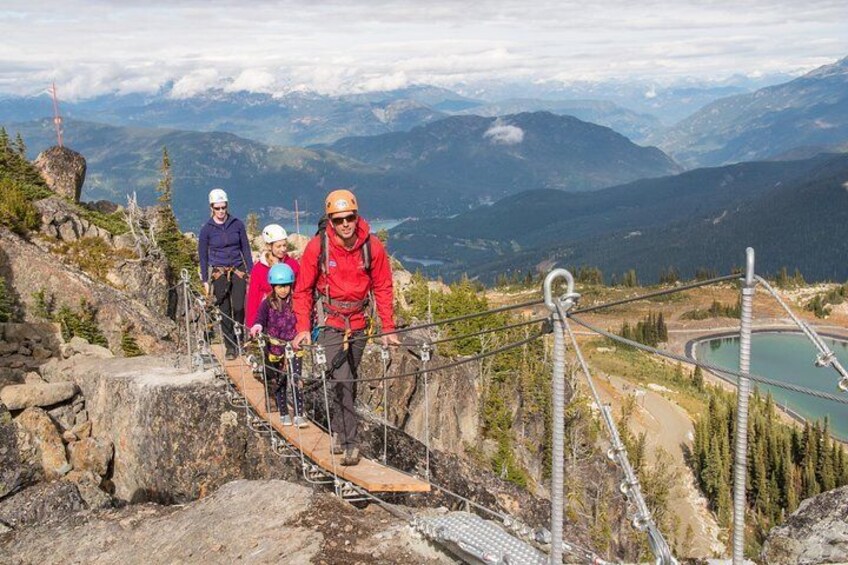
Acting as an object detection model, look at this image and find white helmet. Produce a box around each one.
[262,224,288,244]
[208,188,228,205]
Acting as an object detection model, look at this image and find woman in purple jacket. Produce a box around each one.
[198,188,254,360]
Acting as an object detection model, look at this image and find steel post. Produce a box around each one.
[543,268,576,565]
[732,248,756,564]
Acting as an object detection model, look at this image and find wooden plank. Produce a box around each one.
[211,345,430,493]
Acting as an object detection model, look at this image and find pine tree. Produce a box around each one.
[693,366,704,390]
[157,147,173,205]
[120,327,145,357]
[12,133,26,157]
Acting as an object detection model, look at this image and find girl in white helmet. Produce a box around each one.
[245,223,300,328]
[198,188,254,360]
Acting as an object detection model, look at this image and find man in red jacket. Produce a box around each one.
[292,189,399,466]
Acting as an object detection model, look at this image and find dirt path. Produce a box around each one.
[594,374,725,558]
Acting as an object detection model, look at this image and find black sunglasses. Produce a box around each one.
[330,213,358,226]
[211,205,228,211]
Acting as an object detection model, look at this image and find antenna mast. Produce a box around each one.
[51,82,64,147]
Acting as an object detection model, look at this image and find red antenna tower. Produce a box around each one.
[50,82,64,147]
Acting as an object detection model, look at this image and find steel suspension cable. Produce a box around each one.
[755,276,848,390]
[569,315,848,406]
[302,330,548,385]
[558,303,676,565]
[571,274,739,315]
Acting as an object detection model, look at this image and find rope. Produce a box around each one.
[568,315,848,406]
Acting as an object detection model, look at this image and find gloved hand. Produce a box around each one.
[249,324,262,338]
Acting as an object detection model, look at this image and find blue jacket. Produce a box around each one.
[198,215,254,282]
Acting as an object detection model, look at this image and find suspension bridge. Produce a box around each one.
[171,247,847,565]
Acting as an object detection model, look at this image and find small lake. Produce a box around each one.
[695,333,848,439]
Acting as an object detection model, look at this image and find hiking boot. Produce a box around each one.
[225,350,237,361]
[280,414,293,426]
[341,446,360,466]
[293,415,309,428]
[331,434,344,455]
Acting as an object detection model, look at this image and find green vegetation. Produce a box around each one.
[680,298,742,320]
[77,206,129,235]
[402,273,549,487]
[120,326,145,357]
[55,298,109,348]
[806,283,848,318]
[618,311,667,347]
[0,276,13,323]
[0,128,49,235]
[693,388,848,552]
[773,266,807,289]
[155,147,198,281]
[55,237,135,282]
[31,288,55,321]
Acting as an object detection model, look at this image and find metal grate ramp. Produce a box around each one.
[414,511,547,565]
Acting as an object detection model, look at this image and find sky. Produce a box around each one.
[1,0,847,99]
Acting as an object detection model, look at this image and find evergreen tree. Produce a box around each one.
[153,147,196,281]
[13,133,26,157]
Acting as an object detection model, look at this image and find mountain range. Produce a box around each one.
[389,153,848,282]
[6,111,679,228]
[654,56,848,168]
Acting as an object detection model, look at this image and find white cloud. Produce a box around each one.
[226,69,275,93]
[170,68,221,99]
[484,120,524,145]
[0,0,846,97]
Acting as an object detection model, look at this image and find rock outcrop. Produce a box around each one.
[45,355,291,503]
[0,481,85,530]
[0,402,21,498]
[33,146,86,203]
[1,229,176,355]
[0,382,77,411]
[14,406,71,481]
[0,480,453,564]
[762,484,848,564]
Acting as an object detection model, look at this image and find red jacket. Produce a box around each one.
[294,217,395,334]
[245,254,300,327]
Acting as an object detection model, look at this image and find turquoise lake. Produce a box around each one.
[695,333,848,439]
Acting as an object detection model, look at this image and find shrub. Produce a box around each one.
[55,299,108,348]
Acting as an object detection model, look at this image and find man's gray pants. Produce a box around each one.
[318,327,366,449]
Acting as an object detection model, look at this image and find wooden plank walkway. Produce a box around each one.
[211,345,430,494]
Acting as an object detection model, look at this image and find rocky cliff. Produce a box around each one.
[762,484,848,564]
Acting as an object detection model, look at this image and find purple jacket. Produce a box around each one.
[254,296,297,357]
[198,215,254,282]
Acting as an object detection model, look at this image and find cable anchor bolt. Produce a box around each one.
[419,343,431,362]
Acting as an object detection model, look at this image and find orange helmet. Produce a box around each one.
[325,189,358,215]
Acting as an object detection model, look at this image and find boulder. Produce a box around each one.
[0,382,77,410]
[0,402,22,499]
[47,403,76,432]
[14,407,71,480]
[762,485,848,564]
[68,337,114,359]
[33,146,86,203]
[0,481,85,529]
[0,367,25,390]
[64,470,112,510]
[62,356,292,503]
[69,437,113,477]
